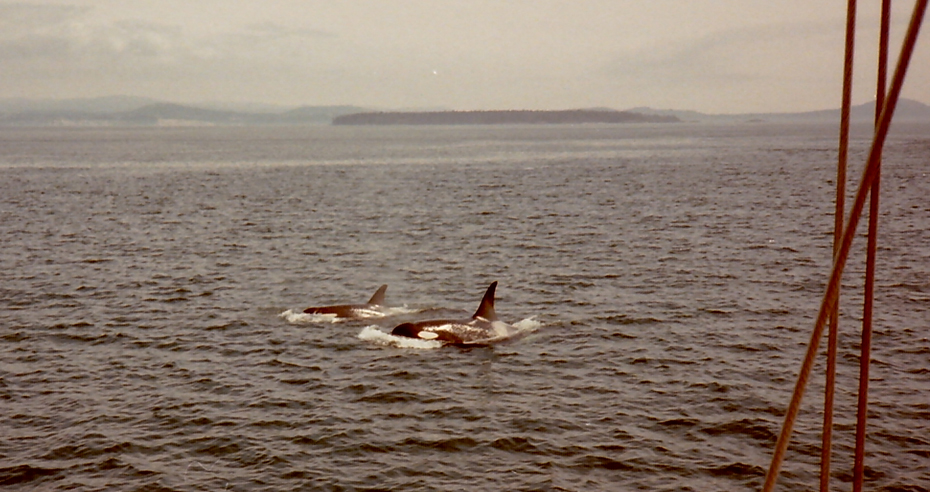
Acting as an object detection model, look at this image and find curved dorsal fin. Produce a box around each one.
[472,281,498,321]
[367,284,388,305]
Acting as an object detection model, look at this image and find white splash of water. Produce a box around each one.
[512,317,543,332]
[358,326,443,349]
[358,317,542,348]
[382,306,420,316]
[279,310,341,324]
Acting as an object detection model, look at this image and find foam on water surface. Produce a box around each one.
[358,317,543,348]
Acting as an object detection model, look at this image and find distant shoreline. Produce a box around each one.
[332,109,680,126]
[3,97,929,127]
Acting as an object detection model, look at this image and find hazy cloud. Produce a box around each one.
[0,6,183,63]
[1,4,360,102]
[0,3,89,31]
[1,0,928,112]
[598,21,850,111]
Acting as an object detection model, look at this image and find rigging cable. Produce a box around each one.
[761,1,927,490]
[853,1,892,490]
[821,1,858,490]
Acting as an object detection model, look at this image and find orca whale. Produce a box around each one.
[303,284,390,319]
[390,281,513,345]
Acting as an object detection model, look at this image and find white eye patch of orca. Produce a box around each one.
[417,331,439,340]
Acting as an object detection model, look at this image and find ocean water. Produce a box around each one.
[1,122,928,491]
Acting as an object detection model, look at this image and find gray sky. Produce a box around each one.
[2,0,928,113]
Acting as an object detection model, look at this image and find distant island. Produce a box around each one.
[0,99,368,127]
[627,98,930,123]
[2,96,929,127]
[332,109,679,125]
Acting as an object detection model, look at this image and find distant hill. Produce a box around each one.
[3,96,928,127]
[628,98,930,123]
[193,101,292,114]
[0,99,370,126]
[849,98,930,122]
[277,105,372,124]
[333,109,679,125]
[118,103,248,125]
[0,95,160,114]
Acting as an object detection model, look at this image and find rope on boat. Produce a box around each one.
[761,1,928,490]
[852,1,893,490]
[820,1,858,489]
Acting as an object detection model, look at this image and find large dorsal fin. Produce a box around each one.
[472,281,498,321]
[367,284,388,305]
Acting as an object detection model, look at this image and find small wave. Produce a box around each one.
[701,307,735,316]
[596,314,662,325]
[1,331,28,343]
[705,462,765,477]
[266,358,324,370]
[659,418,700,428]
[0,464,61,486]
[490,436,543,454]
[355,390,423,404]
[570,455,634,471]
[50,321,94,329]
[897,346,930,355]
[700,419,777,443]
[399,436,480,452]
